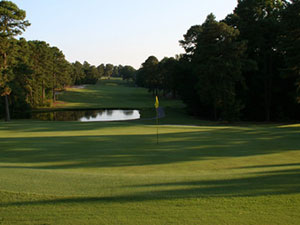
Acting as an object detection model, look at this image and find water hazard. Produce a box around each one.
[31,109,140,122]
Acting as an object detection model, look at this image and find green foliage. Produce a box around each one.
[82,61,99,84]
[136,56,160,95]
[135,0,300,122]
[2,0,300,123]
[72,61,86,85]
[225,0,289,121]
[97,64,105,78]
[179,25,202,56]
[0,0,30,121]
[179,14,247,121]
[112,65,121,77]
[281,0,300,101]
[0,37,73,118]
[0,0,30,38]
[155,57,182,98]
[120,65,136,82]
[0,37,16,93]
[0,1,134,120]
[104,63,114,78]
[71,61,102,85]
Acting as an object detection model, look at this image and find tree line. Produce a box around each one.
[71,62,136,85]
[136,0,300,121]
[1,0,300,122]
[0,1,136,121]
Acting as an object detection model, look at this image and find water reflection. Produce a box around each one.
[31,109,140,122]
[80,110,140,122]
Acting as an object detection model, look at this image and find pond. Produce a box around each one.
[30,109,141,122]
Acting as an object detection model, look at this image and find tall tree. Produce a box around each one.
[181,14,247,120]
[81,61,99,84]
[71,61,85,85]
[136,56,160,96]
[97,64,105,79]
[0,0,30,121]
[28,41,52,106]
[225,0,284,121]
[10,38,34,112]
[120,65,136,82]
[281,0,300,103]
[179,25,202,58]
[51,47,72,103]
[112,66,120,77]
[104,64,114,79]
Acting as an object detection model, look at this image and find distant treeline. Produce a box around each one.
[1,0,300,122]
[0,1,136,120]
[72,62,136,85]
[135,0,300,122]
[0,36,135,119]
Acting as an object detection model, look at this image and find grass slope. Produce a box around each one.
[56,78,184,109]
[0,79,300,225]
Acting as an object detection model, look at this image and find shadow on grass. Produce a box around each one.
[0,120,143,133]
[0,125,300,169]
[59,81,156,109]
[1,168,299,207]
[238,163,300,169]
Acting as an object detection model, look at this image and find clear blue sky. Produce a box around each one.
[13,0,238,68]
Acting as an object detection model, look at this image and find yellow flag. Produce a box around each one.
[155,96,159,109]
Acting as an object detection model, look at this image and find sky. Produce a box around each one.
[13,0,238,69]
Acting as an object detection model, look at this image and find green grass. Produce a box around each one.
[55,78,184,109]
[0,79,300,224]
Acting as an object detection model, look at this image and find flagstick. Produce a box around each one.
[156,108,159,144]
[154,96,159,144]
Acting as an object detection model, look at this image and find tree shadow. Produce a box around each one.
[1,168,299,207]
[0,125,300,169]
[238,163,300,169]
[0,120,143,133]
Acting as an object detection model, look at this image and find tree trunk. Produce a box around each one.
[213,101,217,121]
[264,52,273,122]
[4,95,10,122]
[53,73,56,103]
[264,79,272,122]
[30,85,33,106]
[3,52,7,69]
[53,88,56,103]
[2,52,10,121]
[42,80,45,103]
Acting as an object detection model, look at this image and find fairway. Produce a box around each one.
[1,80,300,225]
[55,79,184,109]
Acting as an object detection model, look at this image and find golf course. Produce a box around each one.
[0,79,299,224]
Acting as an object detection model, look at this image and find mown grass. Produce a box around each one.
[0,79,300,224]
[55,78,184,109]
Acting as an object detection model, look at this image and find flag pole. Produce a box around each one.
[156,108,159,144]
[155,96,159,144]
